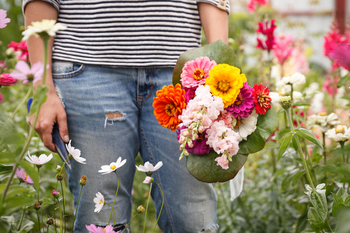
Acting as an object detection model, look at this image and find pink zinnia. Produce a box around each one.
[180,57,217,88]
[226,82,254,118]
[256,19,276,53]
[247,0,268,12]
[86,224,118,233]
[0,9,10,29]
[184,87,196,104]
[0,73,16,86]
[15,168,34,184]
[10,61,44,84]
[273,34,293,65]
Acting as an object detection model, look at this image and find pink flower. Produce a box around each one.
[86,224,117,233]
[10,61,44,84]
[329,43,350,71]
[184,87,196,104]
[8,41,29,62]
[0,93,4,102]
[322,76,338,97]
[0,73,16,86]
[180,57,217,88]
[273,34,293,65]
[52,190,60,198]
[0,61,5,69]
[0,9,10,29]
[215,154,229,170]
[256,19,276,53]
[289,39,309,74]
[16,168,34,184]
[247,0,268,12]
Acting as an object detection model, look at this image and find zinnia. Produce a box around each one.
[226,82,254,118]
[252,84,272,115]
[205,64,247,108]
[0,73,16,86]
[153,83,186,131]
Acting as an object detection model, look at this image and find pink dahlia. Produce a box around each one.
[0,73,16,86]
[0,10,10,29]
[180,57,217,88]
[10,61,44,84]
[226,82,254,118]
[273,34,293,65]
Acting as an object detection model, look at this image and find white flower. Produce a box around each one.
[25,151,53,166]
[326,113,341,127]
[143,176,153,184]
[233,112,259,141]
[98,157,127,175]
[292,91,303,102]
[22,19,67,41]
[325,125,350,142]
[311,92,324,113]
[66,140,86,164]
[304,82,319,96]
[269,92,281,105]
[136,161,163,173]
[93,192,105,213]
[282,72,306,86]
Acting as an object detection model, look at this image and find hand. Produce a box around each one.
[28,92,69,152]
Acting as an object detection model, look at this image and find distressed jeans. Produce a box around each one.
[52,61,218,233]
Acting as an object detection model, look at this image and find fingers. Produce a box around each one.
[57,111,69,143]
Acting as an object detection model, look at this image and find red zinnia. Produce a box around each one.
[252,84,272,115]
[0,73,16,86]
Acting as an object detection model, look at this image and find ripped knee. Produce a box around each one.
[199,222,219,233]
[104,111,126,128]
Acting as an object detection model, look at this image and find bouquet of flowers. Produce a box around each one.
[153,40,278,183]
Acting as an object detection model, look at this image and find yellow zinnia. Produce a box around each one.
[205,64,247,108]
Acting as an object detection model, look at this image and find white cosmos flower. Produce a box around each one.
[232,112,258,141]
[136,161,163,173]
[93,192,105,213]
[25,151,53,166]
[325,125,350,142]
[98,157,127,175]
[22,19,67,41]
[66,140,86,164]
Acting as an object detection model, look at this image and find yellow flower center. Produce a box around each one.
[110,165,116,170]
[217,80,230,93]
[24,173,28,180]
[103,228,107,233]
[319,112,327,116]
[193,69,205,80]
[165,103,176,116]
[335,126,345,134]
[99,199,103,204]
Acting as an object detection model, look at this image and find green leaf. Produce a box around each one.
[277,131,293,161]
[295,212,309,233]
[292,170,306,185]
[337,73,350,88]
[18,161,39,193]
[294,128,323,148]
[308,207,323,225]
[2,196,33,215]
[238,104,279,154]
[311,146,322,164]
[172,39,241,85]
[186,151,247,183]
[0,152,17,164]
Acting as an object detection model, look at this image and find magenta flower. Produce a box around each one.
[0,73,16,86]
[16,168,34,184]
[184,87,196,104]
[180,57,217,88]
[86,224,118,233]
[8,41,29,62]
[256,19,276,53]
[0,9,10,29]
[226,83,254,118]
[176,126,211,155]
[329,43,350,71]
[52,190,60,198]
[10,61,44,84]
[273,34,293,65]
[0,93,4,102]
[247,0,268,12]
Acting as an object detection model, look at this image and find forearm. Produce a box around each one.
[197,2,229,44]
[24,1,57,94]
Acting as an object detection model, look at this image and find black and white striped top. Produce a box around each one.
[23,0,230,68]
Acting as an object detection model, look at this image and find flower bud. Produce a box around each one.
[196,114,203,120]
[38,199,43,205]
[182,131,189,137]
[183,150,189,156]
[143,176,153,184]
[56,174,64,181]
[79,175,87,186]
[56,165,62,171]
[180,144,185,151]
[188,141,193,148]
[280,96,292,109]
[52,190,60,198]
[46,218,54,225]
[137,205,145,213]
[33,202,41,210]
[198,126,204,133]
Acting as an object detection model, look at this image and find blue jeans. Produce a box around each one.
[52,61,218,233]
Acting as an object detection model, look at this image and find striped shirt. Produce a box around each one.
[23,0,230,68]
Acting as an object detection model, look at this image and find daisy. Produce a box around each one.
[0,9,10,29]
[25,151,53,166]
[325,125,350,142]
[66,140,86,164]
[98,157,127,175]
[135,161,163,174]
[16,168,34,184]
[10,61,44,84]
[93,192,105,213]
[22,19,67,41]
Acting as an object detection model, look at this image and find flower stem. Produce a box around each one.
[122,212,139,233]
[73,185,83,228]
[60,181,66,233]
[36,209,41,233]
[108,172,120,225]
[106,203,116,226]
[143,183,152,233]
[42,38,49,86]
[57,198,63,233]
[9,86,32,120]
[340,141,346,163]
[152,181,164,233]
[17,207,26,231]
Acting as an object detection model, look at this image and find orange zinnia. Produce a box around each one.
[153,84,186,131]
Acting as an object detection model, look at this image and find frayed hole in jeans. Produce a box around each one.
[104,111,126,128]
[199,222,219,233]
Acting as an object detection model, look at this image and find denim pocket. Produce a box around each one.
[52,61,86,79]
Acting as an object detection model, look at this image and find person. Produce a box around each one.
[23,0,229,232]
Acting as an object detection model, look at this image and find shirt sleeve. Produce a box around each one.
[22,0,60,13]
[196,0,230,14]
